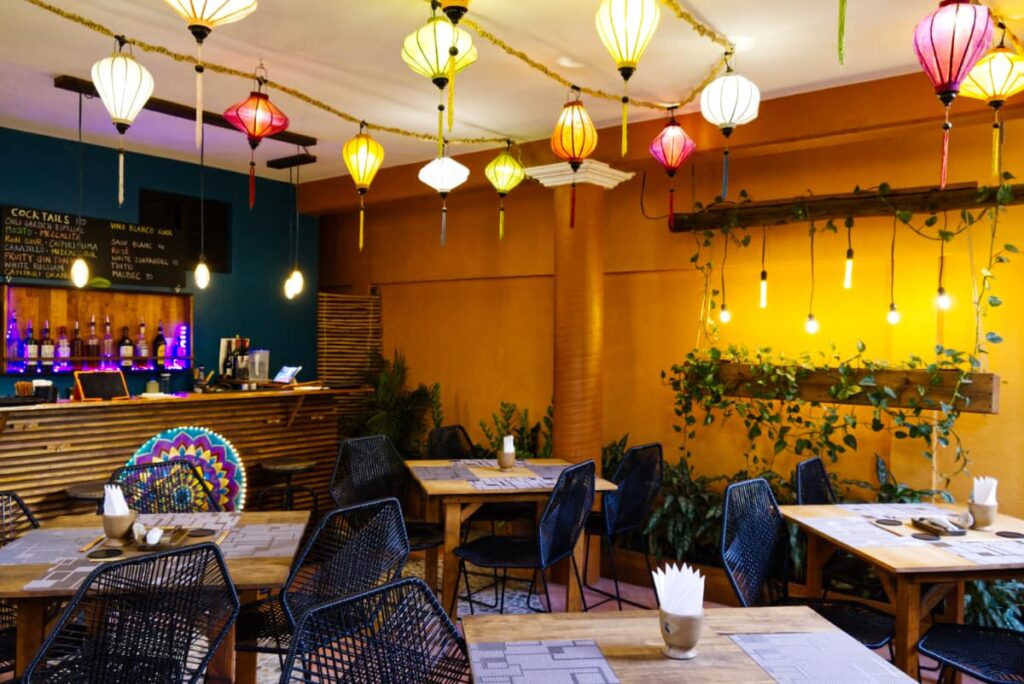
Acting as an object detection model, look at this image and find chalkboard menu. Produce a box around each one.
[1,205,186,289]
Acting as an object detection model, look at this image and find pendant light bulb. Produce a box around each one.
[284,273,298,300]
[288,269,304,296]
[759,270,768,309]
[887,303,901,325]
[843,249,854,289]
[719,305,731,324]
[805,314,819,335]
[936,287,952,310]
[70,258,90,288]
[194,259,211,290]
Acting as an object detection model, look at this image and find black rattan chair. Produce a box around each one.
[721,478,895,651]
[795,457,887,601]
[106,459,221,514]
[330,435,443,552]
[1,491,39,675]
[21,542,239,683]
[451,460,595,615]
[427,425,476,460]
[917,623,1024,683]
[236,497,409,659]
[583,443,663,610]
[279,577,470,684]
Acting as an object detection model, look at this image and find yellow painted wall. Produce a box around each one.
[319,84,1024,516]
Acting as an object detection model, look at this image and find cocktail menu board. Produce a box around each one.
[2,205,186,288]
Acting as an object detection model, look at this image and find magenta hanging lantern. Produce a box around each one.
[649,116,696,230]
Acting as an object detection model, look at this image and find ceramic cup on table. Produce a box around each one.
[102,511,138,547]
[968,501,997,530]
[659,609,703,659]
[497,451,516,471]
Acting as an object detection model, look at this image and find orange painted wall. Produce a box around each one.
[318,75,1024,516]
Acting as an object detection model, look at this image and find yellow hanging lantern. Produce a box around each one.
[342,122,386,252]
[551,89,598,228]
[402,13,477,156]
[484,142,526,240]
[961,32,1024,178]
[595,0,661,157]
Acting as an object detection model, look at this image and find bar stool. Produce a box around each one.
[257,458,319,516]
[64,480,107,513]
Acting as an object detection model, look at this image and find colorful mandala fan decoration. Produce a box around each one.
[128,426,246,511]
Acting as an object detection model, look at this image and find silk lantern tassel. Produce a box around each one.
[570,181,577,229]
[940,107,951,190]
[993,109,1003,179]
[359,192,366,252]
[248,150,256,209]
[498,195,506,240]
[440,195,448,246]
[621,95,629,157]
[117,136,125,208]
[838,0,848,65]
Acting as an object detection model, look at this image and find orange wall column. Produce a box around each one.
[528,161,635,468]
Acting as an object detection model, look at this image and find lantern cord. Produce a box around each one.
[890,217,897,307]
[248,153,256,210]
[499,198,505,240]
[570,181,577,229]
[117,136,125,208]
[837,0,848,65]
[447,60,456,132]
[359,195,366,253]
[621,94,629,158]
[940,108,951,191]
[441,198,448,246]
[294,162,301,271]
[199,129,206,259]
[195,43,204,150]
[938,239,946,291]
[993,111,1003,179]
[809,226,816,315]
[637,170,669,222]
[721,148,730,200]
[720,235,729,307]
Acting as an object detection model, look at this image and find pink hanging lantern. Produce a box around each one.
[648,115,695,230]
[912,0,993,189]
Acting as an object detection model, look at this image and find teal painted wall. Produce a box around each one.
[0,126,318,395]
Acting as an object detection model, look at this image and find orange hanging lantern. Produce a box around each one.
[649,113,696,230]
[551,88,598,228]
[223,63,289,209]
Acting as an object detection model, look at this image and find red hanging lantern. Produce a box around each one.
[649,114,695,230]
[912,0,993,189]
[223,63,289,208]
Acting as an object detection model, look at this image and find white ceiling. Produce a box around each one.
[1,0,1023,182]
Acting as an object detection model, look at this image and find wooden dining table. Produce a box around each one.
[407,457,616,619]
[781,502,1024,678]
[462,605,912,682]
[0,509,309,684]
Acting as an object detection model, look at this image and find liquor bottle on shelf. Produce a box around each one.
[24,321,39,374]
[236,337,251,383]
[118,326,133,369]
[101,316,115,370]
[40,321,54,372]
[5,311,22,374]
[135,318,150,370]
[153,321,167,371]
[85,316,100,370]
[222,338,236,379]
[56,325,71,372]
[173,325,190,369]
[70,321,83,370]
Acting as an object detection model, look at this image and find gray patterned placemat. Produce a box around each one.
[218,523,305,559]
[136,512,241,531]
[525,464,569,479]
[461,459,528,468]
[0,528,103,566]
[470,477,556,491]
[409,465,479,481]
[23,557,97,593]
[731,632,913,683]
[470,639,619,683]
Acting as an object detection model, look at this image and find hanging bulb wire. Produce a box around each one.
[888,217,899,324]
[71,92,89,288]
[808,225,816,322]
[719,233,729,322]
[195,43,204,149]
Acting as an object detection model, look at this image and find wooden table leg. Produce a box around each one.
[14,597,47,676]
[207,589,257,684]
[894,578,922,678]
[442,500,462,619]
[424,498,440,592]
[802,534,833,598]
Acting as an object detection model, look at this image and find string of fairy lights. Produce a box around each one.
[19,0,1024,329]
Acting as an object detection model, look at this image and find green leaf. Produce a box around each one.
[896,210,913,224]
[1004,243,1020,254]
[988,295,1003,307]
[843,434,858,450]
[986,332,1004,344]
[879,182,891,197]
[856,340,866,353]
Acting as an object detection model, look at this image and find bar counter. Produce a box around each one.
[0,388,353,520]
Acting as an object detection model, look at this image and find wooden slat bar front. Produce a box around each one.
[0,389,349,521]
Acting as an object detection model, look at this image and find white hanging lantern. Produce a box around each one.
[700,59,760,199]
[418,154,469,246]
[91,37,154,207]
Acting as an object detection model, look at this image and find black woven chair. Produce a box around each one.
[427,425,476,460]
[795,457,887,601]
[721,478,895,651]
[1,491,39,675]
[917,623,1024,683]
[106,459,221,514]
[330,435,444,552]
[451,460,595,615]
[20,542,239,683]
[279,577,470,684]
[583,443,663,610]
[236,497,409,659]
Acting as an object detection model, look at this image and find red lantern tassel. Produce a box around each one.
[667,185,675,231]
[359,195,366,253]
[248,159,256,209]
[570,182,576,229]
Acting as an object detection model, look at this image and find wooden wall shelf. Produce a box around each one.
[714,363,999,414]
[671,182,1024,233]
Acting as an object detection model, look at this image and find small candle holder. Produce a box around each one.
[968,500,997,530]
[497,451,516,471]
[660,609,703,660]
[102,511,138,547]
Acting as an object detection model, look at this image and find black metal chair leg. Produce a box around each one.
[524,569,538,613]
[449,560,465,616]
[461,559,475,617]
[571,554,589,613]
[501,567,511,614]
[538,567,553,613]
[604,534,624,610]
